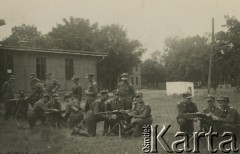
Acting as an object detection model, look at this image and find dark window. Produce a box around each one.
[136,77,138,85]
[65,58,74,80]
[36,57,46,80]
[7,54,14,73]
[135,67,138,71]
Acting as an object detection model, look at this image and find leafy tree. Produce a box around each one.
[96,24,145,90]
[0,19,6,26]
[2,24,46,48]
[215,16,240,88]
[162,36,210,84]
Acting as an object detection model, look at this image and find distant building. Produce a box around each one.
[130,65,141,89]
[0,46,107,93]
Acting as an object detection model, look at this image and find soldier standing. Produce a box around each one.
[84,73,98,113]
[28,94,58,128]
[117,73,135,111]
[71,75,82,105]
[1,75,15,120]
[176,92,198,134]
[44,73,61,96]
[27,74,44,106]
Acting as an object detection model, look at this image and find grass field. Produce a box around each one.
[0,89,239,154]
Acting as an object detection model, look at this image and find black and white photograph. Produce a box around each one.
[0,0,240,153]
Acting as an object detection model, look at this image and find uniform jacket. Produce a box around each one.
[86,81,98,101]
[72,84,82,101]
[117,81,135,99]
[1,81,14,103]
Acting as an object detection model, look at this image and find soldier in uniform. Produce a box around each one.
[176,92,198,134]
[47,94,62,111]
[71,75,82,105]
[85,90,109,137]
[44,73,61,96]
[200,95,223,131]
[211,96,239,134]
[27,74,44,106]
[28,94,58,128]
[1,75,15,120]
[62,93,84,129]
[117,73,135,111]
[84,73,98,113]
[125,92,153,137]
[103,90,125,136]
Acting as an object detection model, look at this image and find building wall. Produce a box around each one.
[130,65,141,89]
[10,50,97,92]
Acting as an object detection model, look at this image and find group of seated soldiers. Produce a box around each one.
[1,73,153,138]
[177,92,240,135]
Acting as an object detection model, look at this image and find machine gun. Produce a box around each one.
[178,112,212,121]
[45,110,66,128]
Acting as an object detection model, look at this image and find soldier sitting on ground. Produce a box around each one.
[103,90,125,136]
[124,92,153,137]
[176,92,198,135]
[62,93,84,129]
[211,96,239,134]
[84,90,110,137]
[200,95,223,132]
[28,94,58,129]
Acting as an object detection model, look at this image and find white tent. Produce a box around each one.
[166,81,194,96]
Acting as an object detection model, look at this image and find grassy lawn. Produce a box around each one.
[0,88,239,154]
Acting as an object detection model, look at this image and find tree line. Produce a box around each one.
[2,16,240,89]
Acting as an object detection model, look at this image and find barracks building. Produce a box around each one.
[0,46,107,93]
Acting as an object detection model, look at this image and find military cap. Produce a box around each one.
[100,89,109,95]
[43,94,51,99]
[64,93,72,100]
[9,75,15,80]
[31,77,40,82]
[52,94,60,99]
[182,92,192,98]
[71,75,80,81]
[135,92,143,98]
[85,73,94,79]
[205,95,215,102]
[45,72,52,76]
[121,73,130,77]
[216,95,229,103]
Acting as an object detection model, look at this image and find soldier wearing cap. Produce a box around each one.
[200,95,223,131]
[85,90,110,136]
[27,74,44,106]
[103,90,125,135]
[28,94,58,128]
[44,72,61,96]
[62,93,84,129]
[176,92,198,134]
[211,96,239,134]
[71,75,82,104]
[84,73,98,113]
[1,75,15,120]
[47,94,62,111]
[117,73,135,111]
[125,92,153,137]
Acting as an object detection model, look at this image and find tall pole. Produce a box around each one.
[208,18,214,94]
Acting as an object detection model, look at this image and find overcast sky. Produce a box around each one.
[1,0,240,59]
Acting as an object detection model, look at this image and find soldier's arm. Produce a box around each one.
[87,83,98,95]
[53,80,61,91]
[132,105,151,118]
[41,103,57,112]
[130,84,136,99]
[214,110,238,123]
[27,85,39,99]
[77,86,82,101]
[193,103,198,113]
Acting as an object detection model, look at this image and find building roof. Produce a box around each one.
[0,46,107,57]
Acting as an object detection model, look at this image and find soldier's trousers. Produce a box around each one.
[28,113,46,128]
[85,116,105,136]
[84,99,95,113]
[132,118,153,137]
[179,119,194,135]
[4,100,16,120]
